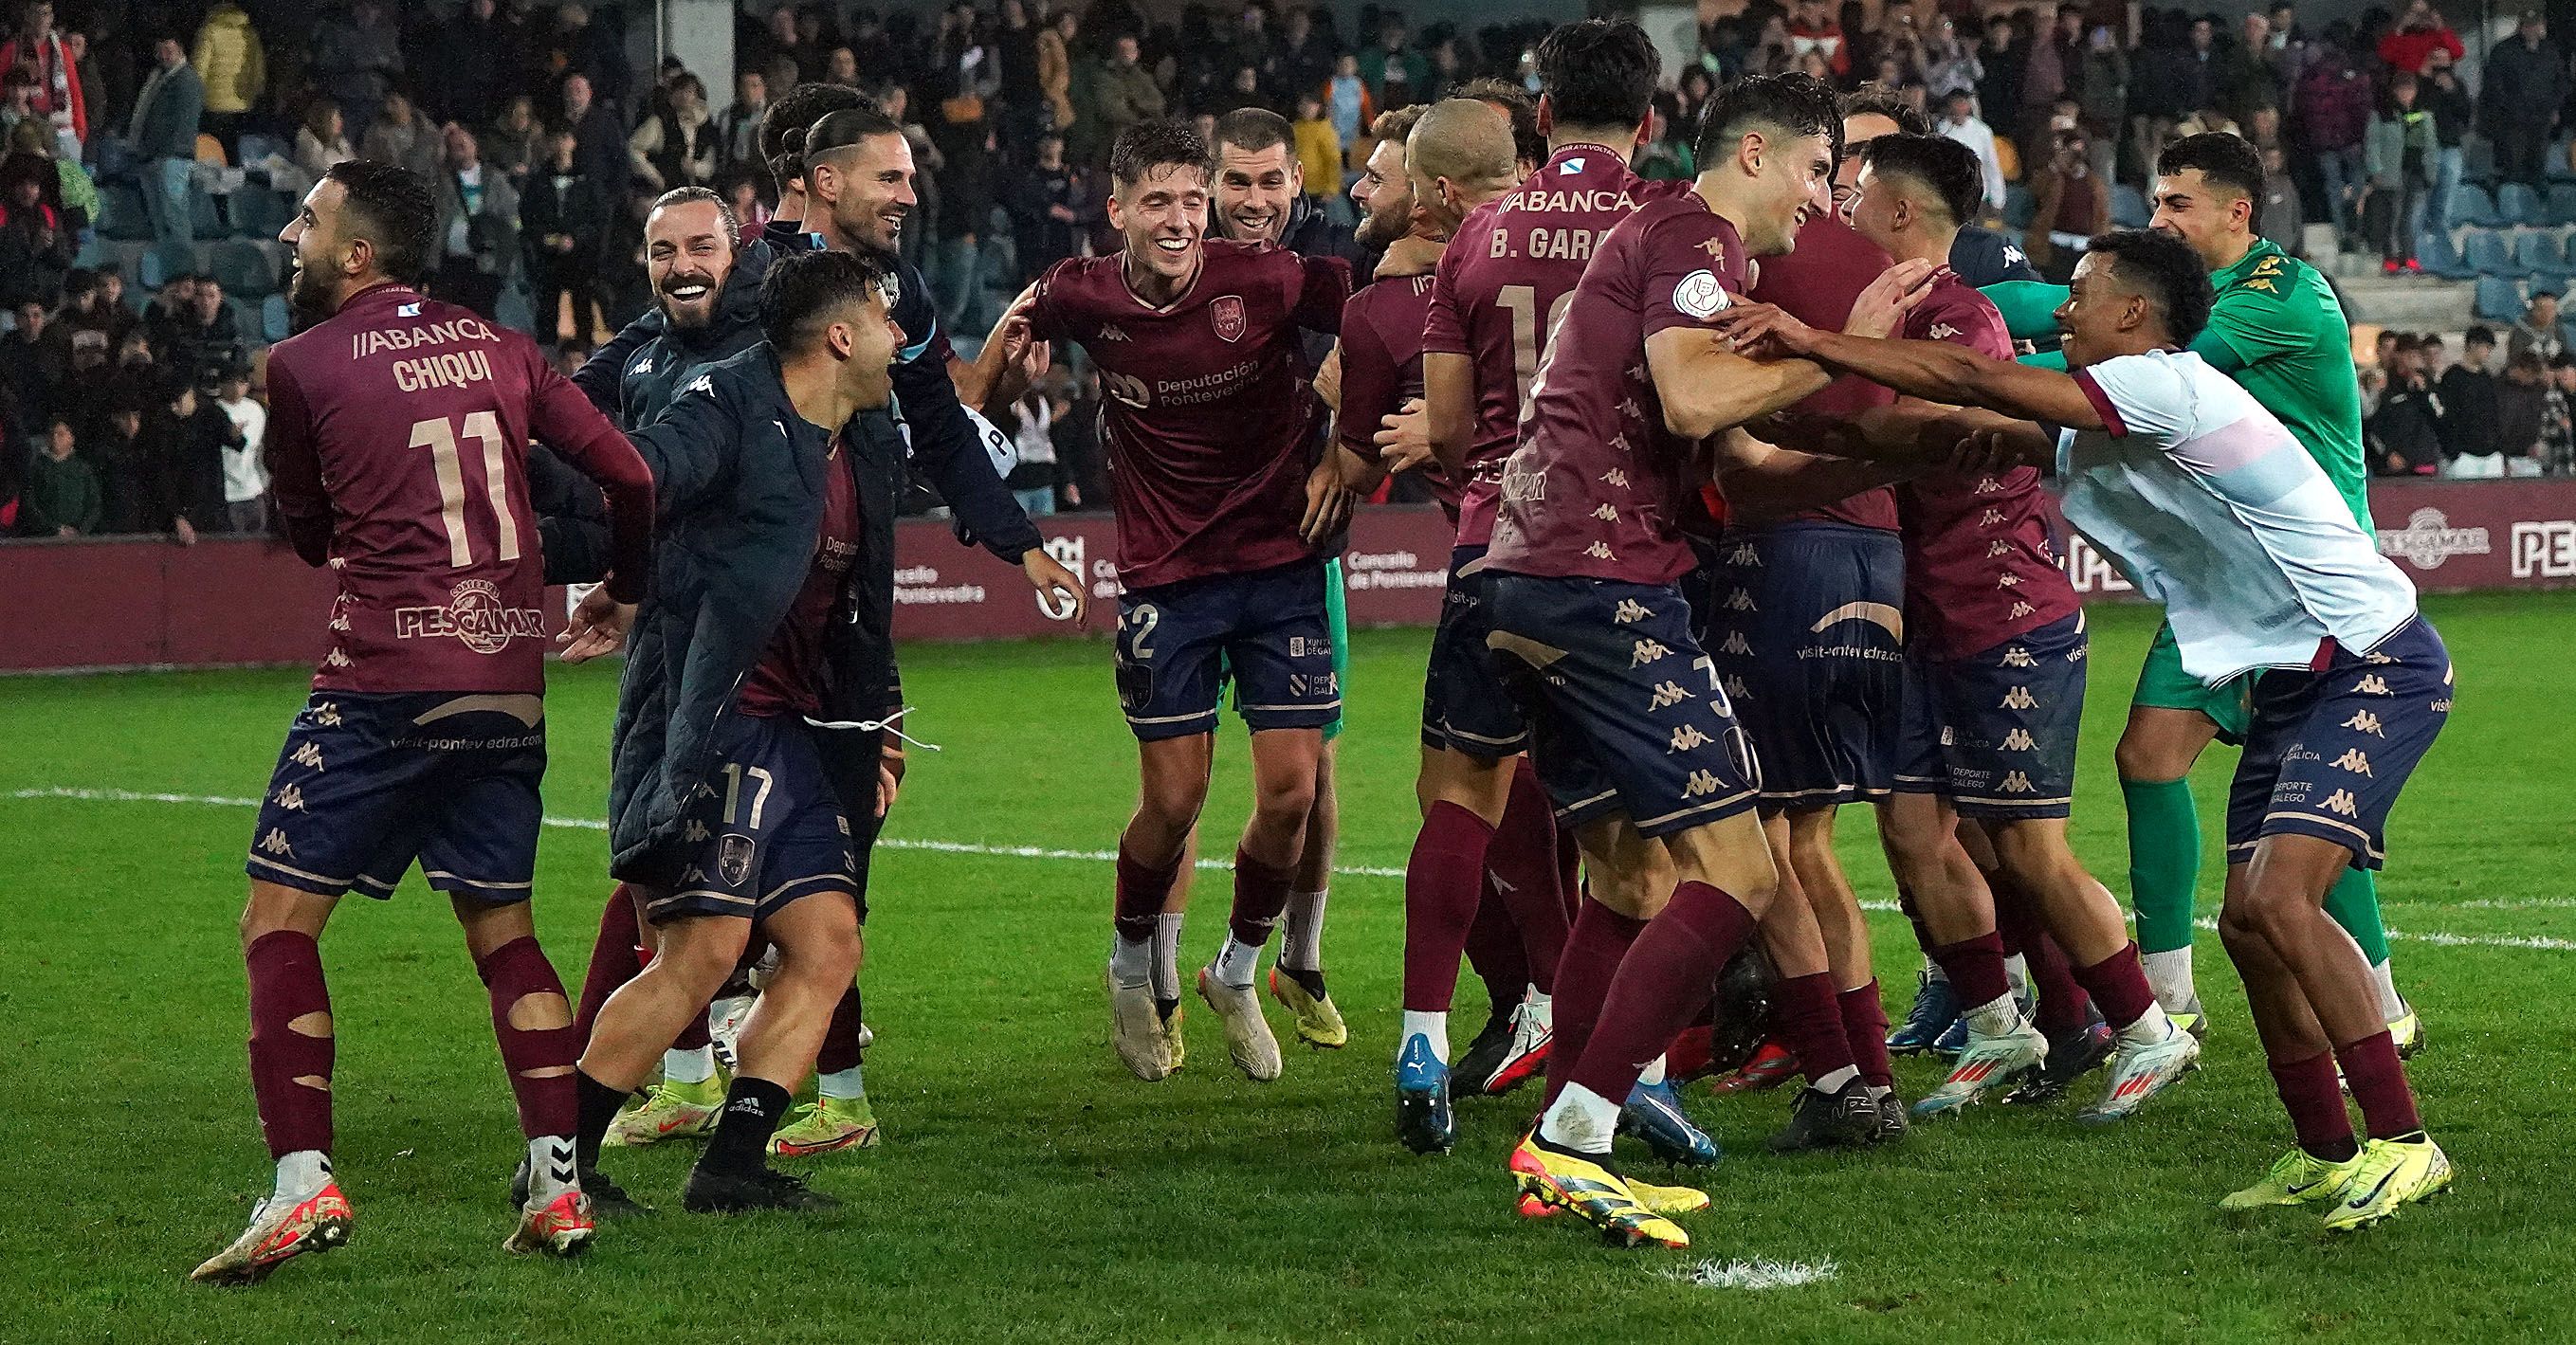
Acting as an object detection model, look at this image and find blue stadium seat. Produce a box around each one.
[2549,184,2576,227]
[2110,184,2149,228]
[2516,228,2570,282]
[2416,227,2475,280]
[2447,182,2501,227]
[230,187,292,240]
[209,239,277,299]
[2499,182,2547,227]
[2003,183,2035,230]
[261,294,289,343]
[137,246,166,289]
[237,132,283,167]
[189,183,224,239]
[2469,136,2499,181]
[2476,274,2527,320]
[2463,227,2520,277]
[98,181,150,240]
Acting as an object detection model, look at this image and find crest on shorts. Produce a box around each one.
[717,834,756,887]
[1211,295,1247,342]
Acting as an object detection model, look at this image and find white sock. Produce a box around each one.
[1809,1063,1859,1095]
[1636,1053,1668,1087]
[664,1045,716,1085]
[1151,912,1185,1000]
[2003,953,2031,1000]
[817,1063,867,1101]
[1108,931,1152,988]
[2141,947,2196,1011]
[1963,991,2029,1038]
[1212,934,1266,988]
[273,1149,331,1203]
[1537,1082,1620,1154]
[1400,1009,1449,1063]
[1281,889,1327,972]
[2115,1000,2176,1046]
[524,1136,575,1205]
[2370,958,2405,1023]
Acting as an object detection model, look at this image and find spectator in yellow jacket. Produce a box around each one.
[192,1,264,153]
[1290,92,1342,202]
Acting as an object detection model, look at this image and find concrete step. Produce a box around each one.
[2336,274,2479,331]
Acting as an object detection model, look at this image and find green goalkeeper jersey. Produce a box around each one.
[1982,236,2372,529]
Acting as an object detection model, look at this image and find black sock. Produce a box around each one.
[575,1069,630,1168]
[702,1077,792,1175]
[1282,964,1328,998]
[2303,1135,2363,1163]
[1154,995,1179,1021]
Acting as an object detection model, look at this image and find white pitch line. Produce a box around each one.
[10,785,2567,953]
[1669,1257,1841,1290]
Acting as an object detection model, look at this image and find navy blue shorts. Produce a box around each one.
[1893,612,2089,819]
[245,691,546,903]
[1115,559,1339,742]
[1421,546,1532,757]
[1485,573,1762,840]
[645,713,859,925]
[1701,523,1902,810]
[2225,617,2452,871]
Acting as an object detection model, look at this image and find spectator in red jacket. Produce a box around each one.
[0,1,86,157]
[2376,0,2464,74]
[1788,0,1853,77]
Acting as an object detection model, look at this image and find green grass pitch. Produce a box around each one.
[5,592,2573,1344]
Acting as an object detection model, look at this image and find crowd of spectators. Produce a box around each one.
[11,0,2576,540]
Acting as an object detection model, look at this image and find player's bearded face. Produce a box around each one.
[1215,143,1300,244]
[1352,140,1416,247]
[647,201,735,330]
[1111,165,1209,285]
[282,182,348,324]
[819,134,919,256]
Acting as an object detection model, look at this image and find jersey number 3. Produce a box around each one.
[410,412,521,568]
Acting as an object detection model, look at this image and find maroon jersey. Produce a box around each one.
[1746,215,1901,532]
[264,282,653,695]
[1423,143,1689,547]
[1487,196,1751,586]
[1336,269,1440,511]
[737,440,859,718]
[1026,239,1350,591]
[1895,274,2080,659]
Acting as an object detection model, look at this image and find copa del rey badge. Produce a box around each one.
[1211,295,1247,342]
[1672,270,1731,320]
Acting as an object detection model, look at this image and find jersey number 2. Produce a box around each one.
[410,412,520,569]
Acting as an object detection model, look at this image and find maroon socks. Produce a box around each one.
[2336,1029,2424,1139]
[472,936,579,1139]
[2269,1049,2359,1160]
[1489,760,1570,991]
[247,929,334,1159]
[1462,882,1529,1020]
[573,883,644,1041]
[1770,972,1859,1089]
[816,981,867,1075]
[1563,882,1759,1104]
[2070,941,2161,1035]
[1400,800,1497,1011]
[1540,895,1648,1108]
[1837,981,1894,1090]
[1229,846,1295,949]
[1929,930,2013,1009]
[1114,841,1178,948]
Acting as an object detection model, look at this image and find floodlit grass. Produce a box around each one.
[5,593,2571,1343]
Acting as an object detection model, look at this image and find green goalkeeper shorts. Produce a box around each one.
[2130,619,2252,745]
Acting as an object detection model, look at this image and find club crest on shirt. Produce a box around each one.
[1673,270,1731,320]
[1212,295,1247,343]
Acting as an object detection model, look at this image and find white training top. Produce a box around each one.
[2057,348,2419,684]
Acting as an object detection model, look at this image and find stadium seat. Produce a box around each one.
[237,132,283,168]
[2468,136,2498,180]
[2549,184,2576,227]
[2003,183,2035,230]
[2463,227,2519,277]
[188,183,224,240]
[2516,228,2570,282]
[2447,182,2501,227]
[2499,182,2547,227]
[2111,184,2149,228]
[137,246,165,289]
[261,294,289,342]
[2417,227,2475,280]
[98,181,150,240]
[209,239,277,299]
[2476,274,2527,320]
[230,187,292,240]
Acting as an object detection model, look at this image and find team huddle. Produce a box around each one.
[191,20,2453,1285]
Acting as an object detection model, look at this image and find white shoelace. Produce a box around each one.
[802,705,942,752]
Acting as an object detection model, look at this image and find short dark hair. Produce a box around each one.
[1533,19,1659,132]
[758,246,892,354]
[650,185,740,246]
[1212,106,1293,157]
[2466,324,2496,347]
[2085,227,2215,345]
[1841,82,1929,136]
[2157,131,2264,201]
[1109,119,1212,191]
[1860,133,1983,227]
[802,100,906,186]
[1453,76,1546,168]
[1694,72,1843,176]
[324,159,436,284]
[760,82,867,186]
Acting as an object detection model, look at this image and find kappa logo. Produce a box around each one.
[328,607,351,634]
[1928,321,1961,341]
[1618,397,1645,420]
[1608,432,1633,453]
[1614,598,1652,624]
[2342,710,2384,736]
[1987,540,2013,557]
[1631,638,1673,667]
[1974,476,2003,495]
[256,827,295,857]
[2001,727,2037,751]
[274,783,308,812]
[1727,543,1760,567]
[630,354,654,375]
[2355,674,2391,696]
[1592,504,1619,521]
[1980,507,2006,526]
[2332,748,2373,776]
[1684,769,1726,797]
[684,818,710,844]
[2322,789,2362,817]
[1997,572,2021,589]
[1723,672,1751,699]
[324,647,353,669]
[1669,723,1713,752]
[1625,364,1647,382]
[1584,540,1616,560]
[1724,588,1756,611]
[2001,646,2037,667]
[313,702,342,727]
[2365,651,2399,664]
[1098,323,1131,342]
[1211,295,1247,342]
[1718,630,1753,656]
[2001,771,2035,793]
[1649,681,1694,711]
[2001,685,2037,710]
[290,742,325,771]
[1601,467,1630,488]
[2008,600,2035,619]
[685,373,714,398]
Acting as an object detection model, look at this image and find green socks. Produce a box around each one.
[2123,776,2202,957]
